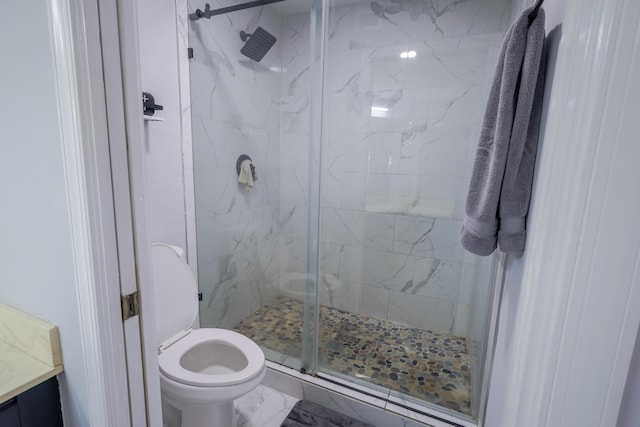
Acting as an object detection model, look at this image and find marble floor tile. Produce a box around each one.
[281,400,373,427]
[235,384,300,427]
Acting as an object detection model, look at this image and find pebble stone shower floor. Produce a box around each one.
[233,296,472,416]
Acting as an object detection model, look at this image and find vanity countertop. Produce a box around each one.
[0,303,64,403]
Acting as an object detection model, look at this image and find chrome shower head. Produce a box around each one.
[240,27,276,62]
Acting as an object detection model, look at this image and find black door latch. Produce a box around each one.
[142,92,163,116]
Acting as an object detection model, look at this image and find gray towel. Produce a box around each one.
[461,7,546,256]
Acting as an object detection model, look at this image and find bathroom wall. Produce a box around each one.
[484,0,567,424]
[277,0,512,337]
[187,1,285,328]
[0,2,89,425]
[484,0,640,424]
[619,327,640,426]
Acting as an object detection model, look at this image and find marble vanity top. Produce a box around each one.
[0,302,63,403]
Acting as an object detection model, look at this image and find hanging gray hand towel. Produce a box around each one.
[461,7,546,256]
[498,10,546,253]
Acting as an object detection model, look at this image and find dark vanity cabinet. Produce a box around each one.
[0,377,63,427]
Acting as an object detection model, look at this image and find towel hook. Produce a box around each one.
[236,154,251,176]
[236,154,257,181]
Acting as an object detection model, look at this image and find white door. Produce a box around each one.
[92,0,164,425]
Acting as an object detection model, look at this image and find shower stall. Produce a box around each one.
[184,0,513,421]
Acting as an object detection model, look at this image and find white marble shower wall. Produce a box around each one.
[188,1,285,328]
[187,0,511,337]
[275,12,313,288]
[277,0,512,336]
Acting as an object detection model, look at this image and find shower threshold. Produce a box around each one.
[233,296,474,422]
[263,360,476,427]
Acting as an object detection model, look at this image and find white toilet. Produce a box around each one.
[151,243,266,427]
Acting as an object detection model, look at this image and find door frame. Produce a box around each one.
[49,0,161,425]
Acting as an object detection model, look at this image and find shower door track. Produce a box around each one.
[314,373,470,427]
[266,361,476,427]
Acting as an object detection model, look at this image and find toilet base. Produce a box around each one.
[158,352,266,427]
[181,401,236,427]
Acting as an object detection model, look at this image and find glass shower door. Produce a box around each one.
[311,0,513,420]
[300,0,327,375]
[187,0,319,371]
[186,0,510,421]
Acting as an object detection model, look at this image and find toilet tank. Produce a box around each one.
[150,243,199,347]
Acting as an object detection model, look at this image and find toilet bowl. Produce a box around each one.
[151,243,266,427]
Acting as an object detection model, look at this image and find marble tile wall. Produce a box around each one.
[188,0,286,328]
[187,0,510,338]
[276,12,312,284]
[276,0,512,337]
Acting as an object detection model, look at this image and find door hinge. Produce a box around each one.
[121,291,140,321]
[188,47,194,59]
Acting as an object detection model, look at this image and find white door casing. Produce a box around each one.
[48,0,162,425]
[48,0,135,425]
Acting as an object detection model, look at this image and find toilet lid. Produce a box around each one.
[150,243,198,347]
[158,329,266,387]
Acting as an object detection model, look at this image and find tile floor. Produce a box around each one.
[234,296,472,416]
[236,384,299,427]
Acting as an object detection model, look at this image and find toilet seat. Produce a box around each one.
[158,328,265,387]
